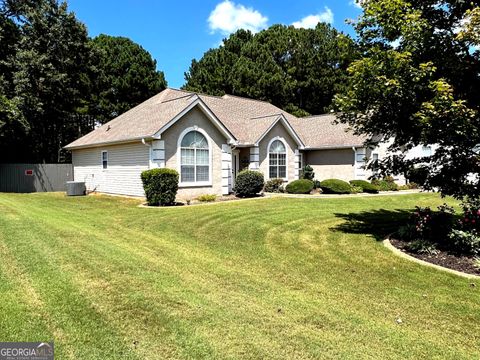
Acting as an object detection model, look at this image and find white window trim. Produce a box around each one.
[177,126,213,187]
[101,150,108,170]
[267,136,288,181]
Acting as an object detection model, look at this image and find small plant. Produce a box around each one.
[371,176,399,191]
[349,180,379,193]
[448,230,480,256]
[312,179,321,189]
[141,168,179,206]
[285,179,314,194]
[235,170,264,197]
[197,194,217,202]
[300,165,315,181]
[264,178,285,193]
[319,179,352,194]
[406,239,439,255]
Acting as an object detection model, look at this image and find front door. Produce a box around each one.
[232,150,240,187]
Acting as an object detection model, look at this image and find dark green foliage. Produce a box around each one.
[448,230,480,257]
[300,165,315,181]
[0,0,94,162]
[285,179,314,194]
[234,170,264,197]
[312,179,321,189]
[0,1,167,163]
[90,34,167,124]
[334,0,480,199]
[184,24,356,116]
[349,180,379,193]
[406,239,439,256]
[141,168,179,206]
[371,177,398,191]
[264,178,284,193]
[319,179,352,194]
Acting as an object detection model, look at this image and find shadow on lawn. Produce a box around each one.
[332,208,414,241]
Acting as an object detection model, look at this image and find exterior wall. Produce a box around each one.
[304,149,355,181]
[258,122,298,183]
[162,106,227,199]
[72,142,149,197]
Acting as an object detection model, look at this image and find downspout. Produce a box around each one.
[352,146,357,180]
[142,138,152,169]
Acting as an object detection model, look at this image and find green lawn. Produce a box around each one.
[0,193,478,359]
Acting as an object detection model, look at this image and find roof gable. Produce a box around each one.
[64,88,366,150]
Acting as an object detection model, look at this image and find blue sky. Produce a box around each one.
[68,0,362,88]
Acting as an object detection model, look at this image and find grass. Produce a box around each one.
[0,192,478,359]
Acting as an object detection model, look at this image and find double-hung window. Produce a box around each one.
[269,140,287,179]
[180,130,210,184]
[102,151,108,169]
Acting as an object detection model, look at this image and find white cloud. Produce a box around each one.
[208,0,268,34]
[349,0,363,9]
[292,7,334,29]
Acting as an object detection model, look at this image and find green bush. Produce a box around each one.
[197,194,217,202]
[349,180,379,193]
[235,170,264,197]
[406,239,439,255]
[371,176,398,191]
[141,168,179,206]
[300,165,315,181]
[264,178,284,193]
[312,179,321,189]
[351,185,363,194]
[319,179,352,194]
[285,179,314,194]
[448,230,480,256]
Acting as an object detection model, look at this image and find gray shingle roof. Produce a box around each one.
[65,88,366,149]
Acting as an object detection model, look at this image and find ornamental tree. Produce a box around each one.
[334,0,480,199]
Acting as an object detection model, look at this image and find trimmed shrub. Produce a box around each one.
[285,179,314,194]
[197,194,217,202]
[351,185,363,194]
[235,170,264,197]
[371,176,398,191]
[264,178,284,193]
[349,180,379,194]
[319,179,352,194]
[300,165,315,181]
[141,168,179,206]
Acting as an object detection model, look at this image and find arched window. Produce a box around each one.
[269,139,287,179]
[179,130,210,184]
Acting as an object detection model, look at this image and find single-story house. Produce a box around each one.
[65,88,429,198]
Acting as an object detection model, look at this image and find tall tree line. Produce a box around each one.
[183,24,357,117]
[0,0,166,163]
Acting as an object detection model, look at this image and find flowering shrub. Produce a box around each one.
[459,197,480,233]
[398,198,480,256]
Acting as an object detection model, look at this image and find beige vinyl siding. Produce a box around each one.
[305,149,355,182]
[258,122,298,183]
[72,142,149,197]
[163,106,227,199]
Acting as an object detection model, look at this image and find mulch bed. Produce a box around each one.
[390,238,480,276]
